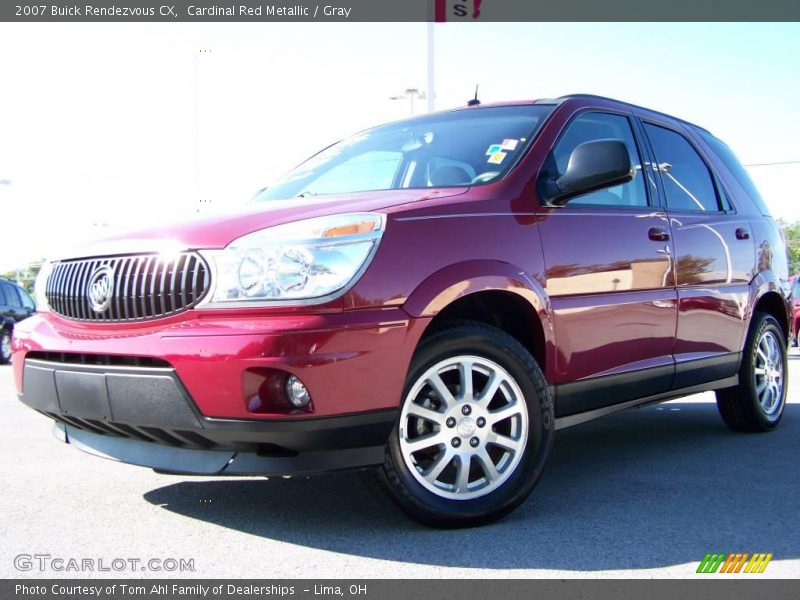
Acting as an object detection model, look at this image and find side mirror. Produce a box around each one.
[540,139,634,206]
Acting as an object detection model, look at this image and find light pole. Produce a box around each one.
[194,48,212,211]
[390,88,427,116]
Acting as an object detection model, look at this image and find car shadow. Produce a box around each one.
[143,402,800,572]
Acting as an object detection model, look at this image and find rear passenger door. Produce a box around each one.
[640,121,754,387]
[537,111,678,417]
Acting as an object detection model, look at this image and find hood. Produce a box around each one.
[54,188,468,261]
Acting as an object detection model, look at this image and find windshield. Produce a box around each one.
[255,105,553,201]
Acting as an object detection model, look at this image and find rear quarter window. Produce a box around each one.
[697,129,772,216]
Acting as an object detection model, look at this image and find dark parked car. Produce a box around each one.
[12,95,790,527]
[0,276,35,363]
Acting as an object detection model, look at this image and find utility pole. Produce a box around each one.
[389,24,435,117]
[194,48,212,212]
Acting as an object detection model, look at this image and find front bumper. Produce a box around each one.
[13,308,424,418]
[19,357,396,474]
[13,308,426,475]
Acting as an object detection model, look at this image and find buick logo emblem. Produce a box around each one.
[87,266,114,313]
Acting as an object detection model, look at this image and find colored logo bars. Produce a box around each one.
[697,553,773,574]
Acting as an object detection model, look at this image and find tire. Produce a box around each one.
[378,320,554,528]
[0,328,11,364]
[716,312,787,432]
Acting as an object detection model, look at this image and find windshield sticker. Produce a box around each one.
[501,138,519,151]
[487,151,507,165]
[485,144,502,155]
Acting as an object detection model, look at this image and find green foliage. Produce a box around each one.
[779,220,800,276]
[1,261,43,294]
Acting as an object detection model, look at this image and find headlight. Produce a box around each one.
[201,213,385,305]
[33,261,52,312]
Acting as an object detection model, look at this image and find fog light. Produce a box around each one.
[285,375,310,408]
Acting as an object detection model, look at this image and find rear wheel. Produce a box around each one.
[716,313,787,432]
[0,329,11,364]
[379,321,553,528]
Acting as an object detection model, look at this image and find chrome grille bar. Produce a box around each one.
[45,253,210,322]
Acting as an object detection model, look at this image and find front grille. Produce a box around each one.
[46,253,210,322]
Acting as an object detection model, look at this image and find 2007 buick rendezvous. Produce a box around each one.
[12,95,790,527]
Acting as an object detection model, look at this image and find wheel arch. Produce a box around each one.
[403,261,554,379]
[752,289,790,343]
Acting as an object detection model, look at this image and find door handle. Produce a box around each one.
[735,227,750,240]
[648,226,670,242]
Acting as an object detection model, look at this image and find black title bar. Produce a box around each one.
[3,0,800,22]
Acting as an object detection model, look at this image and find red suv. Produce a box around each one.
[12,95,790,527]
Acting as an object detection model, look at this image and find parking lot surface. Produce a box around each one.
[1,353,798,578]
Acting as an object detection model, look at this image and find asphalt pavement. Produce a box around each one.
[1,352,798,579]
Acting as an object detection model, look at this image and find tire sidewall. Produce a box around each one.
[386,325,553,524]
[743,315,787,427]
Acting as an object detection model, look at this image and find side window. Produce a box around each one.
[19,288,35,310]
[550,112,648,207]
[6,284,22,308]
[299,151,403,196]
[698,129,771,216]
[0,283,6,306]
[644,123,722,212]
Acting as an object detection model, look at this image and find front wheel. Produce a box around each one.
[716,312,787,432]
[380,321,553,528]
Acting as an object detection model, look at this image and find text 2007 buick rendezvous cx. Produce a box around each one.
[12,95,790,527]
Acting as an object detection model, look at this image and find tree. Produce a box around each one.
[1,260,44,294]
[779,220,800,276]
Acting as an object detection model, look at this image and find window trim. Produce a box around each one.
[539,108,655,210]
[638,118,735,215]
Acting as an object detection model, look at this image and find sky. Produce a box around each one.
[0,22,799,271]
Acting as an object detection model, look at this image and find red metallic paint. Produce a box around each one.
[12,96,791,425]
[13,308,430,418]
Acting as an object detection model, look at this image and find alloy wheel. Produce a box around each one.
[753,329,784,416]
[398,355,528,500]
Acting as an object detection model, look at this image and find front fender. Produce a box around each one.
[402,259,555,373]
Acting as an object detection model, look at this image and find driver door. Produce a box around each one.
[536,110,678,417]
